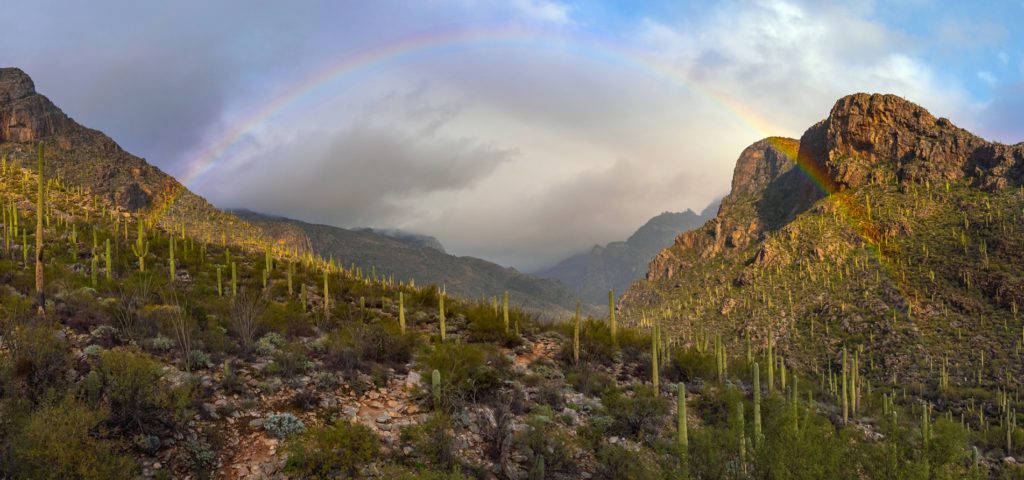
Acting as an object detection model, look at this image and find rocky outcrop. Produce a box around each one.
[800,93,1024,191]
[641,136,817,284]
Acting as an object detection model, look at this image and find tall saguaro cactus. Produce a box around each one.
[439,289,446,342]
[651,320,660,391]
[34,142,45,315]
[678,382,688,451]
[399,292,406,334]
[168,235,176,281]
[132,222,149,272]
[503,290,510,333]
[842,348,849,425]
[753,362,762,445]
[104,239,112,281]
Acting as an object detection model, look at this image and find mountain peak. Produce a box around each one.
[800,92,1023,192]
[0,67,36,104]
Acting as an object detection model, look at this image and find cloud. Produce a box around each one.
[201,87,516,227]
[508,0,573,24]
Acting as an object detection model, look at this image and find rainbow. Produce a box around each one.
[180,25,783,186]
[178,23,913,307]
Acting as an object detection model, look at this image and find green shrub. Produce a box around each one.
[326,321,419,372]
[419,342,511,410]
[97,348,188,432]
[284,420,379,477]
[5,397,136,479]
[462,303,521,347]
[595,443,662,480]
[515,407,578,475]
[601,385,668,444]
[400,413,456,469]
[267,341,311,377]
[1,322,69,405]
[264,412,306,439]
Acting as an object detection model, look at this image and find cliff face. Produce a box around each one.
[642,136,818,284]
[801,93,1023,192]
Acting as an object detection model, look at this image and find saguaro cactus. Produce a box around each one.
[678,382,688,451]
[216,265,223,297]
[168,235,176,281]
[651,321,660,391]
[132,222,149,272]
[104,239,112,280]
[842,348,849,425]
[399,292,406,334]
[231,262,237,298]
[439,290,446,342]
[432,369,442,408]
[753,363,762,445]
[322,270,329,317]
[503,290,510,333]
[34,142,44,314]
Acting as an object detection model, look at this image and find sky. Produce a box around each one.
[1,0,1022,270]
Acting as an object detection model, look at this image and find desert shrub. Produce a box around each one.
[664,347,718,383]
[264,412,305,439]
[187,350,211,370]
[601,385,668,443]
[97,348,188,432]
[419,342,511,410]
[267,341,311,377]
[514,407,578,475]
[256,332,285,356]
[1,322,69,404]
[463,303,521,347]
[564,362,614,397]
[145,334,175,352]
[536,378,566,409]
[400,413,457,469]
[183,437,217,477]
[595,443,662,480]
[262,300,312,338]
[325,321,419,372]
[284,420,379,477]
[4,397,136,479]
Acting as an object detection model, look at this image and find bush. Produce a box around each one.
[5,397,136,479]
[326,321,419,372]
[514,407,578,475]
[400,413,456,469]
[267,341,311,377]
[462,303,522,347]
[1,322,69,405]
[264,412,306,439]
[601,385,668,444]
[97,349,187,433]
[284,420,379,477]
[419,342,511,410]
[595,444,662,480]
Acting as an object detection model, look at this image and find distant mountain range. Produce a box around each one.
[533,199,720,304]
[0,67,584,317]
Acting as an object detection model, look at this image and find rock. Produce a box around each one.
[248,418,264,429]
[405,371,421,388]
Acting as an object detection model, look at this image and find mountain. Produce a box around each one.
[0,68,273,251]
[623,93,1024,387]
[534,200,718,305]
[354,228,446,253]
[234,210,585,317]
[0,67,582,316]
